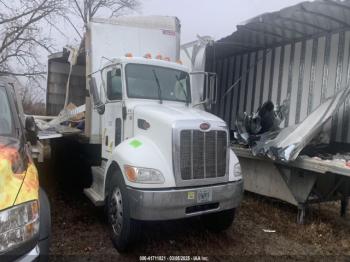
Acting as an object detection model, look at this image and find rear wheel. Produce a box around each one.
[201,209,236,232]
[107,173,139,252]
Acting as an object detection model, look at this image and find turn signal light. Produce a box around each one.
[125,53,133,58]
[125,165,137,182]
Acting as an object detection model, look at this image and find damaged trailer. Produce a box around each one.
[189,0,350,223]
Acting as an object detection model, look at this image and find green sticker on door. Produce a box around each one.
[129,139,142,148]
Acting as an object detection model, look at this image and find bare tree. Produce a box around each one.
[0,0,64,107]
[0,0,140,108]
[0,0,62,77]
[61,0,140,40]
[70,0,140,24]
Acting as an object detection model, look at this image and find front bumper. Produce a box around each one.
[127,180,244,221]
[13,234,49,262]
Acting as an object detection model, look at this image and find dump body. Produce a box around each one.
[182,1,350,223]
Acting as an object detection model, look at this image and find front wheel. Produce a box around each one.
[107,174,139,252]
[201,209,236,232]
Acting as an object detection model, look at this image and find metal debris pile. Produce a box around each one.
[234,88,350,162]
[34,103,86,140]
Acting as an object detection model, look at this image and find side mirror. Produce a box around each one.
[89,77,105,115]
[207,73,217,105]
[202,72,217,110]
[190,72,217,110]
[25,116,38,145]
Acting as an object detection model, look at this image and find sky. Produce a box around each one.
[140,0,306,43]
[53,0,306,46]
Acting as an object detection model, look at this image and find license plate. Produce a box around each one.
[197,189,212,203]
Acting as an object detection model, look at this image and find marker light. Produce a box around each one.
[125,53,133,58]
[163,57,170,61]
[144,53,152,59]
[156,54,163,60]
[176,59,183,65]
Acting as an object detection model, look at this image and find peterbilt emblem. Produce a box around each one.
[200,122,210,131]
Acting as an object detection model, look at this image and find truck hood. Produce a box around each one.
[132,103,227,174]
[0,136,39,211]
[133,103,225,126]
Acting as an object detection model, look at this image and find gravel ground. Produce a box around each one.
[37,160,350,261]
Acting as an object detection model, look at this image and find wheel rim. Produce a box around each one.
[109,187,123,236]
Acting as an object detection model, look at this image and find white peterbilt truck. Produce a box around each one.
[46,16,243,251]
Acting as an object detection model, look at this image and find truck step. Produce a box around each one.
[84,188,104,206]
[91,166,105,195]
[101,160,107,169]
[86,165,106,206]
[91,166,105,178]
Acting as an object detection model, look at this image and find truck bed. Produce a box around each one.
[233,145,350,177]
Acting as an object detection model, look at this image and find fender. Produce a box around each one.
[104,135,176,195]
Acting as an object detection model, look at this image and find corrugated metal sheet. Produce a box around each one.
[46,52,86,116]
[207,0,350,144]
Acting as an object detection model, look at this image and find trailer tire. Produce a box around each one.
[201,209,236,232]
[107,172,139,253]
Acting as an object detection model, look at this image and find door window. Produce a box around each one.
[0,87,13,136]
[107,68,122,100]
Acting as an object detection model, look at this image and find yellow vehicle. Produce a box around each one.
[0,79,51,261]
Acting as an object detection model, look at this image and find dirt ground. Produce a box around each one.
[37,160,350,261]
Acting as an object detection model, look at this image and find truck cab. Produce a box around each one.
[86,56,243,251]
[0,79,51,261]
[45,15,243,252]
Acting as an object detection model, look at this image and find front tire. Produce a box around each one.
[107,174,139,252]
[201,209,236,232]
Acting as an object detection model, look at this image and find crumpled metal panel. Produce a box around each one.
[252,87,350,162]
[235,100,287,145]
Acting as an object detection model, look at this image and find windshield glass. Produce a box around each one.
[0,87,14,136]
[126,64,191,103]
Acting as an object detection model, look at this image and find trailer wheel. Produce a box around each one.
[201,209,236,232]
[107,173,139,253]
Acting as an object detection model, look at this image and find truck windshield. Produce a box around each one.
[0,87,13,136]
[125,64,191,103]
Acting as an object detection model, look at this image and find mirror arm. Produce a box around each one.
[192,99,209,108]
[94,103,105,115]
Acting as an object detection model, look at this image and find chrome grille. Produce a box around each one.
[179,130,227,180]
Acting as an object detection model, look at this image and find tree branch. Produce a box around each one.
[0,71,46,76]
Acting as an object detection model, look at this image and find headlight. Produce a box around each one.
[124,165,165,184]
[0,201,39,253]
[233,163,242,179]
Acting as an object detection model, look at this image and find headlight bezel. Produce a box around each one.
[124,165,165,184]
[0,200,40,254]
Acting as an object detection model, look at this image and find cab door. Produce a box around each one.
[102,65,124,160]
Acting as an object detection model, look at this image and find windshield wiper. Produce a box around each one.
[176,75,189,106]
[152,69,163,104]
